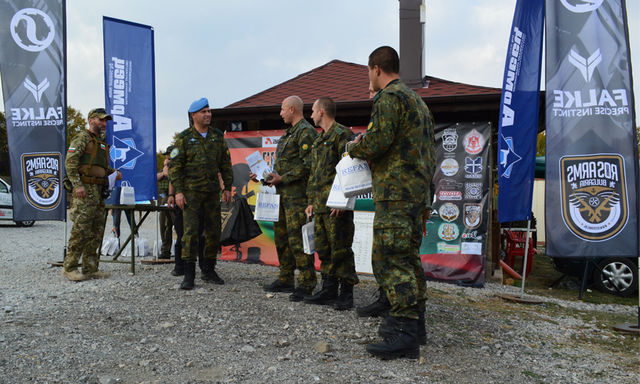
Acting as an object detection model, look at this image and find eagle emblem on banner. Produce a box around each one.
[560,154,628,241]
[21,152,62,210]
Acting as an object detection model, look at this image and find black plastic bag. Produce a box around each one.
[221,196,262,246]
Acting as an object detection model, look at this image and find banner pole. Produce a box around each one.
[520,219,531,297]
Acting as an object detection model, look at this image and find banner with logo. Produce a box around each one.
[421,122,492,286]
[0,0,66,221]
[545,0,638,257]
[497,0,544,223]
[103,17,156,201]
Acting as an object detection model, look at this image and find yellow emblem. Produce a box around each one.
[367,122,373,130]
[302,144,309,150]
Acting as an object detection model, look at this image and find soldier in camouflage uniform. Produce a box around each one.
[157,147,173,259]
[63,108,121,281]
[302,97,358,310]
[260,96,318,302]
[169,98,233,290]
[348,47,436,359]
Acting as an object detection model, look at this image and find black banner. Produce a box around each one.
[0,0,66,221]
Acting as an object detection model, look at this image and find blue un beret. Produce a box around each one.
[188,97,209,113]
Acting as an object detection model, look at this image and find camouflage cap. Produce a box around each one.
[164,145,174,155]
[88,108,113,120]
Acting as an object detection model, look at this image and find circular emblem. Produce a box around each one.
[438,203,459,222]
[302,144,309,150]
[169,147,179,159]
[440,158,459,177]
[438,223,459,241]
[10,8,56,52]
[560,0,603,13]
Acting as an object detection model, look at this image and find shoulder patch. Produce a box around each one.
[170,147,180,159]
[367,122,373,131]
[302,143,309,151]
[67,147,76,153]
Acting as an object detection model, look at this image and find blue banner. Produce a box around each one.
[103,17,156,200]
[497,0,544,223]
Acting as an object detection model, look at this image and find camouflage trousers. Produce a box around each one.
[65,184,106,274]
[314,211,358,286]
[372,201,428,319]
[158,196,173,257]
[273,197,317,292]
[181,190,220,263]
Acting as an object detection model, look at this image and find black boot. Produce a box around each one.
[201,258,224,285]
[366,317,419,360]
[356,287,390,317]
[379,311,427,345]
[180,262,195,290]
[333,280,354,311]
[263,279,295,293]
[303,277,338,305]
[171,254,185,276]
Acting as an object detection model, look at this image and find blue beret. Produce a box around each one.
[188,97,209,113]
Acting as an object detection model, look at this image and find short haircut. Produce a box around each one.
[368,46,400,74]
[316,97,336,119]
[285,95,304,113]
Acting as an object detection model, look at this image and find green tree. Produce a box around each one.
[536,131,546,156]
[65,106,86,146]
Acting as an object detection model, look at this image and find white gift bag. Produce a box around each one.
[101,234,119,256]
[326,174,356,210]
[335,153,372,197]
[119,181,135,205]
[254,192,280,222]
[301,218,315,255]
[137,237,150,257]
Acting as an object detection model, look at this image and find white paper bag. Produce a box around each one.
[335,154,372,197]
[101,234,119,256]
[301,219,315,255]
[254,192,280,222]
[137,237,150,257]
[119,181,135,205]
[326,174,356,210]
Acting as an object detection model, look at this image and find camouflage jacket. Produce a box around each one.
[273,118,318,199]
[169,126,233,194]
[157,176,169,196]
[65,130,114,189]
[348,79,436,207]
[307,121,354,213]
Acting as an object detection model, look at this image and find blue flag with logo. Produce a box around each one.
[103,17,157,201]
[497,0,544,222]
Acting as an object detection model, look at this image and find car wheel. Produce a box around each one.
[592,258,638,297]
[15,220,35,227]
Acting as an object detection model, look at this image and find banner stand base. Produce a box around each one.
[611,323,639,335]
[495,293,543,305]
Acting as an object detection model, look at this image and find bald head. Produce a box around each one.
[280,95,304,125]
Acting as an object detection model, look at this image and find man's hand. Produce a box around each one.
[116,170,123,180]
[267,172,282,186]
[167,195,175,208]
[74,186,86,198]
[305,205,313,218]
[175,192,186,209]
[248,172,259,182]
[347,133,363,150]
[222,190,232,205]
[330,208,344,217]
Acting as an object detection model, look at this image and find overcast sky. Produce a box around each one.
[1,0,639,150]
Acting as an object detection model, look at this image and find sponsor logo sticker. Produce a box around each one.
[438,203,459,222]
[464,157,483,179]
[262,136,280,148]
[464,129,485,155]
[442,128,458,152]
[21,152,61,211]
[463,203,483,229]
[437,242,461,254]
[560,154,628,241]
[10,8,55,52]
[464,182,483,200]
[439,190,462,201]
[440,158,459,177]
[438,223,459,241]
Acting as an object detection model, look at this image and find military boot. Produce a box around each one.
[180,262,195,290]
[263,279,295,293]
[356,287,390,317]
[201,258,224,285]
[378,311,427,345]
[303,277,338,305]
[62,269,88,282]
[333,280,354,311]
[88,270,111,279]
[171,254,185,276]
[366,317,419,360]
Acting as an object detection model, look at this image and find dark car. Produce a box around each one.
[552,256,638,297]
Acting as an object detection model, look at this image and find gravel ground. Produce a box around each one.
[0,217,638,384]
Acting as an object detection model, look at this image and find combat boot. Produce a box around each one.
[333,280,354,311]
[378,311,427,345]
[172,255,185,276]
[61,269,88,282]
[180,262,195,290]
[366,317,419,360]
[356,287,390,317]
[88,271,111,279]
[263,279,295,293]
[289,287,311,302]
[303,277,338,305]
[201,258,224,285]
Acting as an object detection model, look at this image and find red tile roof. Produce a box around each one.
[225,59,500,109]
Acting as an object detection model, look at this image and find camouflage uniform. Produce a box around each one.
[349,79,436,320]
[273,118,318,292]
[307,121,358,286]
[64,130,114,275]
[157,174,172,257]
[169,126,233,264]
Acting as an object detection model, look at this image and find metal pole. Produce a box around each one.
[520,219,531,297]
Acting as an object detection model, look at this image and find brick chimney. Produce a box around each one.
[399,0,425,88]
